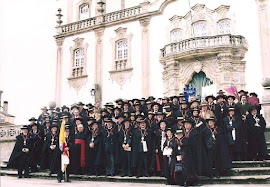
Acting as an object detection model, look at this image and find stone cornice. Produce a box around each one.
[54,0,175,39]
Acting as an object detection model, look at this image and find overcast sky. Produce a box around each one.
[0,0,264,125]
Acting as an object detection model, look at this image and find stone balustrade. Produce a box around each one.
[160,34,248,59]
[56,5,142,37]
[0,125,23,166]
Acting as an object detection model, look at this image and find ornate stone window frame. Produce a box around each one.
[217,18,231,35]
[192,20,208,37]
[170,28,183,43]
[77,0,92,21]
[109,27,133,88]
[67,38,89,91]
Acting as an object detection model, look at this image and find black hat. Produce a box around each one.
[65,125,70,130]
[104,118,114,123]
[166,128,172,132]
[87,116,95,121]
[162,97,170,101]
[28,117,37,122]
[217,90,225,94]
[155,111,165,116]
[115,114,124,119]
[180,99,187,104]
[190,99,200,105]
[177,116,184,122]
[227,95,236,100]
[50,124,58,129]
[248,105,258,112]
[250,92,258,97]
[216,95,224,100]
[206,117,216,121]
[41,106,48,111]
[179,93,185,98]
[148,96,156,100]
[238,90,248,94]
[183,118,195,125]
[205,95,216,101]
[71,105,79,110]
[74,118,83,122]
[77,102,85,106]
[21,125,29,130]
[61,105,69,111]
[176,129,183,134]
[134,102,141,106]
[30,123,38,127]
[191,107,200,112]
[90,121,98,126]
[228,107,235,111]
[139,118,147,123]
[122,118,130,125]
[170,96,179,100]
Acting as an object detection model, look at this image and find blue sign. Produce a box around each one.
[184,87,196,101]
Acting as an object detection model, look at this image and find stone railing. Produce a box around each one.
[115,59,128,71]
[0,125,23,166]
[56,5,142,37]
[160,34,248,58]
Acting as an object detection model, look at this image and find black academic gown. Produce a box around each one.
[8,134,31,171]
[28,129,43,171]
[153,129,167,175]
[174,136,197,186]
[203,126,232,175]
[246,113,268,160]
[86,128,103,174]
[223,115,244,160]
[40,132,61,175]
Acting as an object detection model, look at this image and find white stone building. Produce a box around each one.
[54,0,270,125]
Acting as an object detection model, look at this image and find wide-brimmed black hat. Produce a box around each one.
[90,121,98,126]
[216,95,224,100]
[227,95,236,100]
[179,93,185,98]
[217,90,225,94]
[29,117,37,122]
[183,118,195,125]
[148,96,156,100]
[30,123,38,127]
[74,118,83,122]
[41,106,48,111]
[205,95,216,101]
[228,107,235,111]
[166,128,172,132]
[238,90,248,94]
[21,125,29,130]
[122,119,130,125]
[176,129,183,134]
[177,116,184,122]
[180,99,187,104]
[250,92,258,97]
[206,117,216,121]
[248,105,258,112]
[77,102,85,106]
[50,124,58,129]
[104,119,114,123]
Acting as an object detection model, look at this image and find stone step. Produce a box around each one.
[225,167,270,176]
[1,169,270,184]
[232,160,270,168]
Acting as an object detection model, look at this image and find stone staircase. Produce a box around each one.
[1,143,270,184]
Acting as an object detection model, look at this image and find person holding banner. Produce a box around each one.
[58,123,74,183]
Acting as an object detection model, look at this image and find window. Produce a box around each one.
[116,39,128,60]
[171,29,182,43]
[80,3,89,20]
[74,49,84,67]
[193,21,207,37]
[217,19,231,35]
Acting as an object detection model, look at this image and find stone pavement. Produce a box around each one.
[1,176,270,187]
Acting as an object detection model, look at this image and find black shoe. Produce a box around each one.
[145,173,149,177]
[24,176,30,178]
[216,175,220,178]
[57,178,61,183]
[136,175,140,178]
[18,176,22,179]
[121,173,126,177]
[67,179,71,182]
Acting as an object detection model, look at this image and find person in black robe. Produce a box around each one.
[190,108,211,177]
[214,95,226,129]
[163,128,177,185]
[102,119,119,176]
[175,99,191,118]
[131,118,154,178]
[58,125,74,182]
[174,129,197,186]
[223,95,241,118]
[40,124,62,182]
[7,125,31,178]
[28,123,43,172]
[223,107,243,161]
[172,116,185,133]
[73,124,87,174]
[246,106,268,160]
[183,118,199,176]
[118,119,133,177]
[203,117,232,178]
[153,120,167,177]
[86,121,103,176]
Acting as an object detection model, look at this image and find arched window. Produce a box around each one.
[79,3,89,20]
[116,39,128,60]
[74,48,84,67]
[171,29,182,43]
[217,19,231,35]
[193,21,207,37]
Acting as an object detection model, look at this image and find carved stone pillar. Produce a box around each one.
[139,17,151,97]
[55,38,65,107]
[94,27,105,104]
[162,59,180,96]
[256,0,270,127]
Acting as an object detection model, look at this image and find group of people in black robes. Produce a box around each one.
[7,89,268,186]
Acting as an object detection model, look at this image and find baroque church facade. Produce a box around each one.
[54,0,265,108]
